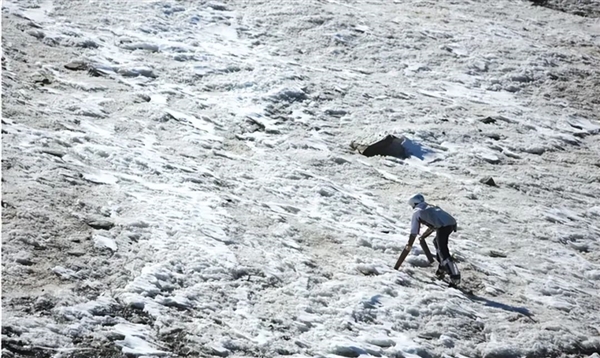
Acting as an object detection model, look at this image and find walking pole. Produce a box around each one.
[419,228,436,264]
[394,228,435,270]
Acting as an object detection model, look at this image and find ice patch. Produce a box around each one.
[543,207,583,224]
[164,109,216,135]
[55,296,118,319]
[566,117,600,134]
[82,171,118,185]
[4,0,54,23]
[52,266,80,280]
[481,344,522,358]
[113,323,168,356]
[93,234,117,251]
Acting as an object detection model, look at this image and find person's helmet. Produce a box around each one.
[408,193,425,208]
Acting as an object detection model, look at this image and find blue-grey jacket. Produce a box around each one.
[410,202,456,235]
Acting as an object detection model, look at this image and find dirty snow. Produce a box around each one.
[2,0,600,357]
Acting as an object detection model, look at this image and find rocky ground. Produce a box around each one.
[533,0,600,18]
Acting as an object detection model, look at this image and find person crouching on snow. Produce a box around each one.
[407,193,461,284]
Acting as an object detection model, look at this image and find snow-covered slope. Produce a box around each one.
[2,0,600,357]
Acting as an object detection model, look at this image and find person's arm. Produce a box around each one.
[409,211,420,241]
[420,227,434,239]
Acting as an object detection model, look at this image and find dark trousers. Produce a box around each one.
[433,225,455,264]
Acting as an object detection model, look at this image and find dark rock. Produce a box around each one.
[127,232,141,242]
[104,332,126,342]
[2,324,24,337]
[160,327,185,338]
[480,176,497,187]
[332,157,350,165]
[295,340,310,348]
[318,187,335,197]
[352,135,409,160]
[160,297,192,310]
[67,250,86,257]
[157,112,175,122]
[136,94,151,102]
[524,145,545,155]
[88,66,113,77]
[64,60,88,71]
[418,331,442,340]
[511,74,533,83]
[244,116,281,134]
[324,109,348,117]
[269,88,308,103]
[117,68,157,78]
[330,345,367,358]
[409,347,433,358]
[127,220,150,228]
[2,338,49,357]
[16,257,34,266]
[480,116,497,124]
[489,250,507,258]
[40,149,66,158]
[207,2,230,11]
[27,21,43,29]
[34,295,56,311]
[568,242,588,252]
[33,77,52,86]
[27,30,45,39]
[85,218,115,230]
[505,85,520,93]
[77,40,99,49]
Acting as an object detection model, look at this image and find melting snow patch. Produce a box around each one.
[65,102,107,118]
[165,109,215,134]
[364,336,396,348]
[474,147,502,164]
[156,295,193,310]
[207,344,230,357]
[355,264,380,276]
[120,293,147,309]
[566,117,600,134]
[121,42,159,52]
[481,345,522,358]
[56,296,119,319]
[93,234,117,251]
[543,207,583,224]
[113,323,168,356]
[82,171,118,185]
[587,206,600,217]
[52,266,80,281]
[584,270,600,281]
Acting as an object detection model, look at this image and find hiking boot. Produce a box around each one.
[450,274,461,286]
[435,266,446,278]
